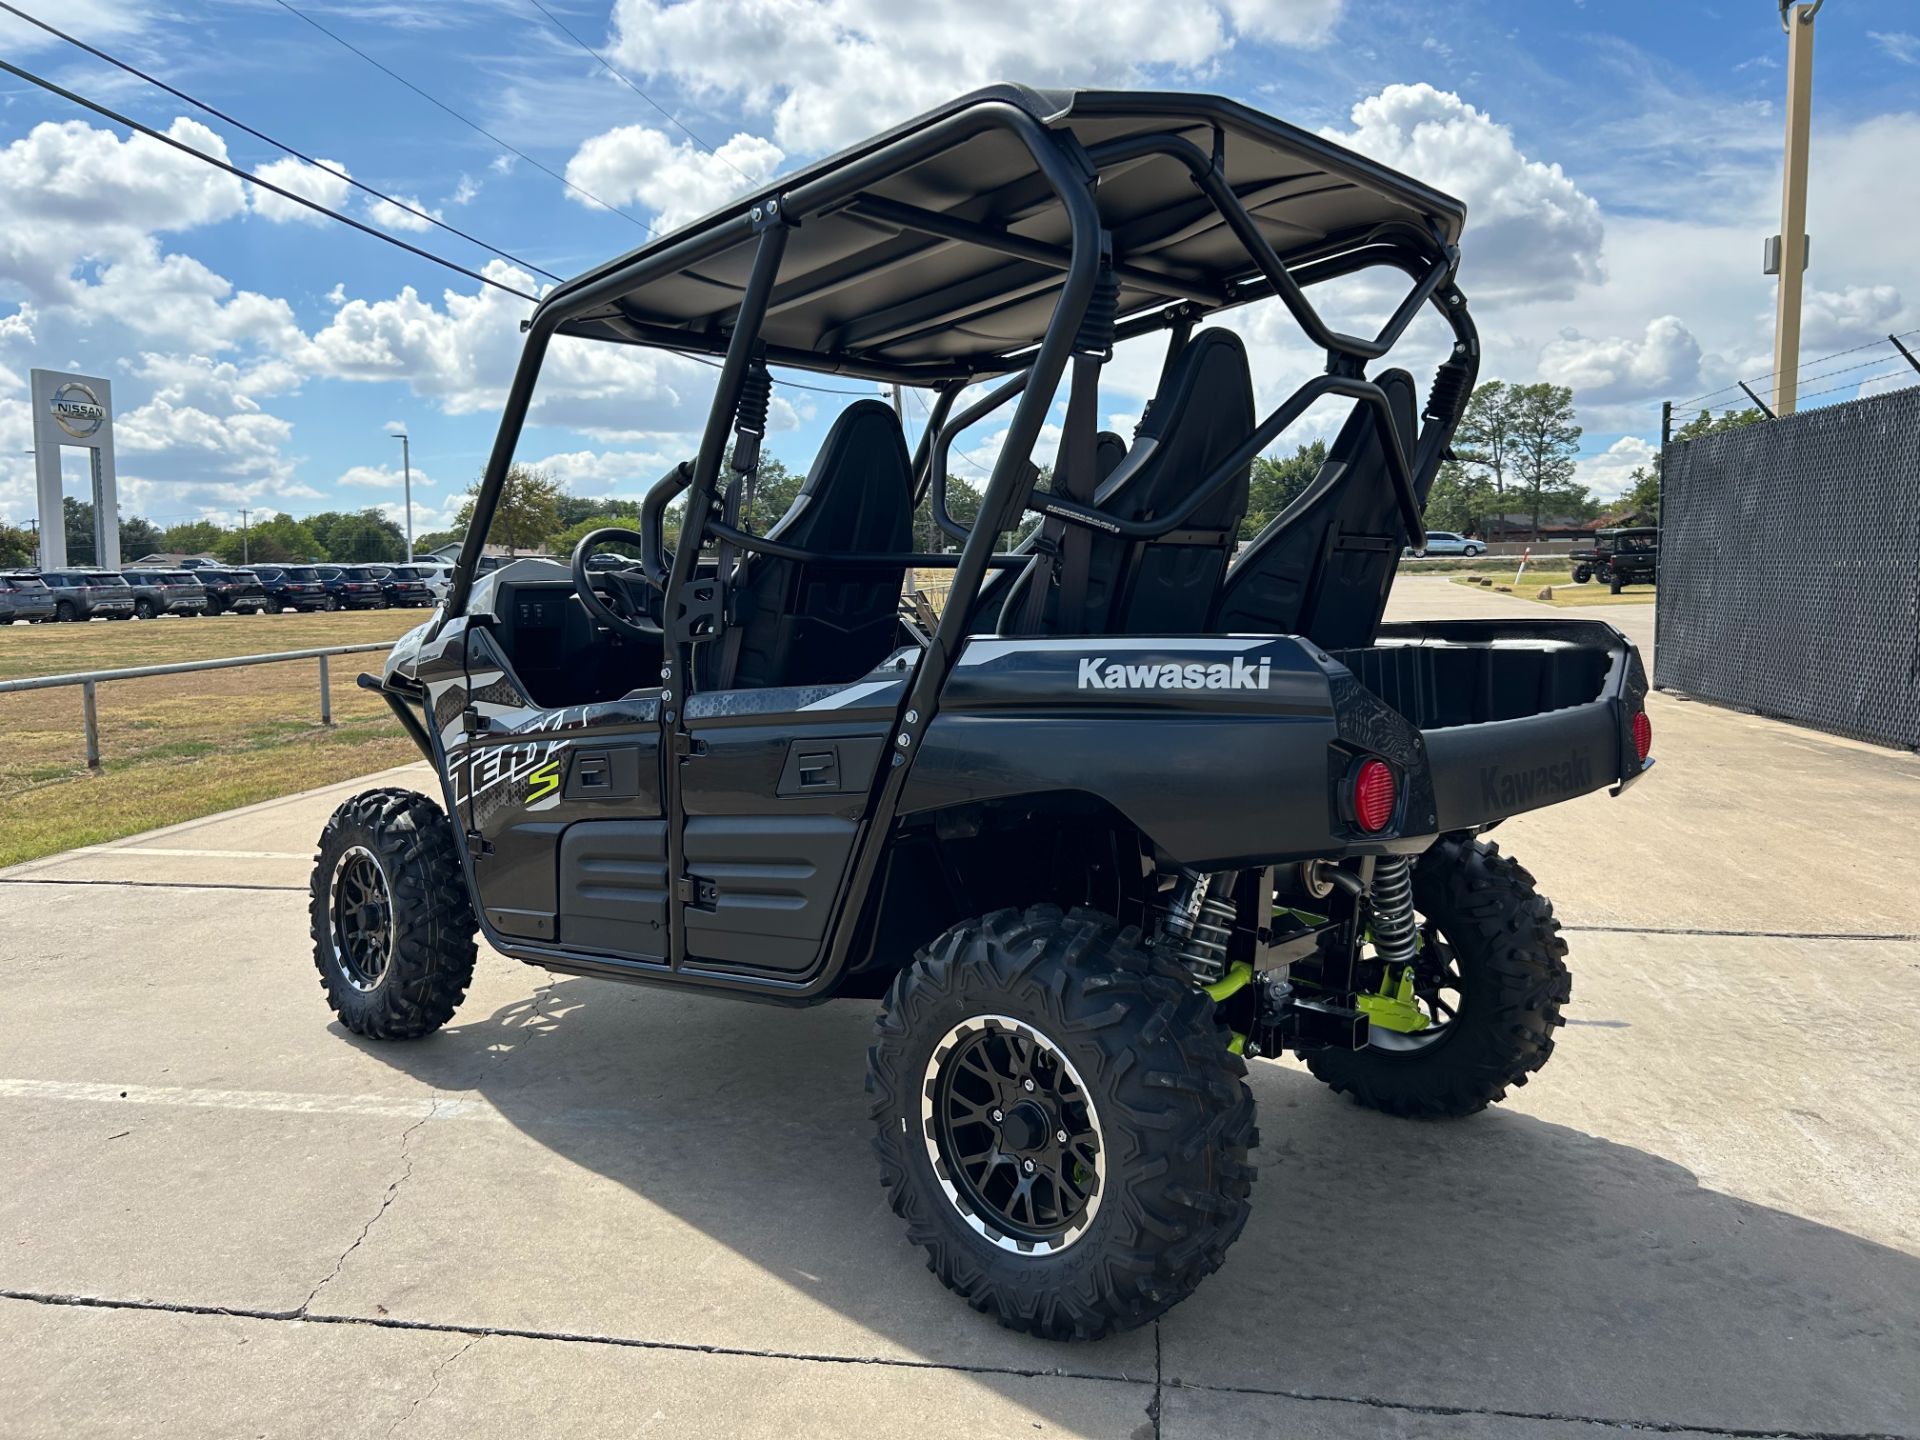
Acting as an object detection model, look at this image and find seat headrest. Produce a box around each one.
[766,399,910,539]
[1138,328,1252,444]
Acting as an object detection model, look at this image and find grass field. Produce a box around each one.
[0,611,428,868]
[1449,570,1655,607]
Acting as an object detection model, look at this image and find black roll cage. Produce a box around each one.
[435,97,1482,999]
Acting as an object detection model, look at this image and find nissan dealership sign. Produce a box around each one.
[30,368,120,569]
[49,379,107,440]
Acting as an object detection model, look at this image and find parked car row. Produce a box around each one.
[0,561,452,623]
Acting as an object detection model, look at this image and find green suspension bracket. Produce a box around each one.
[1355,965,1431,1035]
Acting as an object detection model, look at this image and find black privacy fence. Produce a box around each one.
[1655,385,1920,748]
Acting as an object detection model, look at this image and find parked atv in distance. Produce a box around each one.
[1571,526,1659,592]
[311,86,1655,1341]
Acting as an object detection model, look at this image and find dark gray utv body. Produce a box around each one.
[324,85,1654,1340]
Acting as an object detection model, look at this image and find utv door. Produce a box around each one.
[671,677,906,976]
[453,625,669,963]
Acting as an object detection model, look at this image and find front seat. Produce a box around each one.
[708,398,913,690]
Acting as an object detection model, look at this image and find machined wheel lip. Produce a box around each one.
[328,844,395,993]
[921,1013,1105,1257]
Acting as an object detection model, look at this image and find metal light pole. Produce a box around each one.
[238,508,251,565]
[391,431,414,562]
[1769,0,1822,417]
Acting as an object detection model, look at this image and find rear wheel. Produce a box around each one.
[1609,573,1625,594]
[1305,838,1569,1118]
[53,602,75,622]
[309,788,477,1039]
[324,594,341,611]
[869,905,1257,1339]
[134,599,155,619]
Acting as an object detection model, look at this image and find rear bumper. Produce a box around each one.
[1346,618,1652,832]
[1,600,55,621]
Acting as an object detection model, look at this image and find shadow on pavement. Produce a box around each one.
[358,973,1920,1436]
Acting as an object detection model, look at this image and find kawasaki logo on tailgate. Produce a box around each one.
[1480,752,1593,809]
[1078,656,1272,691]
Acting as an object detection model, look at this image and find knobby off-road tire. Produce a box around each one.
[1307,837,1569,1119]
[309,787,477,1040]
[868,905,1258,1340]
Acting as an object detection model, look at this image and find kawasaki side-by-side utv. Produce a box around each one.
[311,87,1654,1340]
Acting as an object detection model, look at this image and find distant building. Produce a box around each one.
[425,541,552,563]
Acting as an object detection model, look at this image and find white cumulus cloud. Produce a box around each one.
[250,156,353,224]
[1326,84,1604,303]
[607,0,1345,152]
[1539,316,1703,405]
[565,127,783,231]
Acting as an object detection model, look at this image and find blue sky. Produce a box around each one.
[3,0,1918,537]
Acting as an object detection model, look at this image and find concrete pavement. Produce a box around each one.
[2,576,1916,1438]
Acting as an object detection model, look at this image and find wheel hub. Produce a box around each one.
[328,845,394,992]
[922,1014,1104,1255]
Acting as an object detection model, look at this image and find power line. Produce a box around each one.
[0,57,542,302]
[523,0,755,184]
[0,1,566,284]
[269,0,657,234]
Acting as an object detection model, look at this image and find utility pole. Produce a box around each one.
[392,430,414,562]
[239,508,251,565]
[1769,0,1822,417]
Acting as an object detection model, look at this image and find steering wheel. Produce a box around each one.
[570,528,663,643]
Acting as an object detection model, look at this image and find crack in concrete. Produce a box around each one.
[1149,1320,1163,1440]
[298,1098,439,1317]
[1,1287,1907,1440]
[386,1334,480,1438]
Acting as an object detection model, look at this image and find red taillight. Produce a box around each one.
[1632,710,1653,762]
[1352,759,1396,833]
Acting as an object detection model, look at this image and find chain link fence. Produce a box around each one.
[1655,385,1920,748]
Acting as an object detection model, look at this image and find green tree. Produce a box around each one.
[217,512,324,564]
[316,509,406,562]
[119,513,162,559]
[160,519,229,555]
[1242,440,1328,539]
[63,497,97,564]
[1675,406,1766,444]
[1425,460,1497,537]
[1452,380,1520,500]
[455,463,562,554]
[0,521,35,567]
[551,514,647,560]
[1507,382,1586,538]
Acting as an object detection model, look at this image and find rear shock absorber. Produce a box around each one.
[1369,855,1418,968]
[1155,869,1239,985]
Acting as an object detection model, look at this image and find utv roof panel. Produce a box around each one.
[538,86,1466,378]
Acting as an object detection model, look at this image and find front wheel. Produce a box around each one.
[309,788,477,1039]
[868,906,1257,1340]
[1305,838,1569,1118]
[1572,565,1591,584]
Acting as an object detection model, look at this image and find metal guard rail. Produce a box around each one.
[0,642,395,770]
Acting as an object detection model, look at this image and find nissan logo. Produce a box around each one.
[50,381,106,440]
